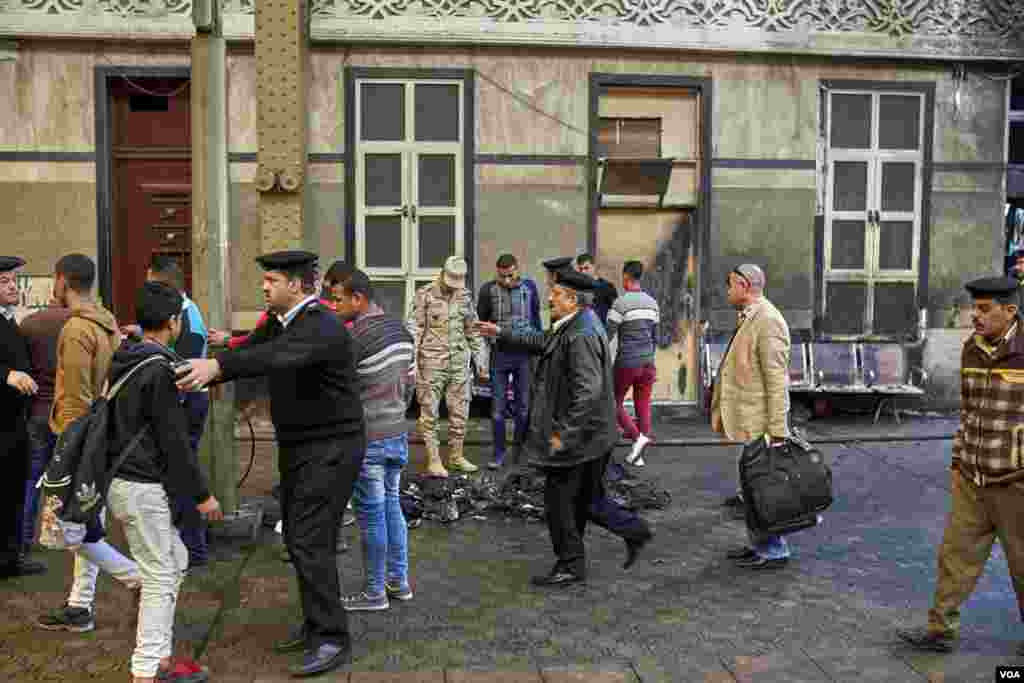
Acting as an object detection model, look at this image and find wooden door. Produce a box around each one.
[110,78,191,323]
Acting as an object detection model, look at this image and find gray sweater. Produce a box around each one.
[606,289,660,368]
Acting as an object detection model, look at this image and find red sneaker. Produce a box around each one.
[156,658,209,683]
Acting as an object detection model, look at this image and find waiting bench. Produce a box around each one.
[702,339,927,423]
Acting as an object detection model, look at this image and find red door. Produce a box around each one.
[110,78,191,324]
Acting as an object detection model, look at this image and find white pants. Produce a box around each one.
[67,508,141,610]
[108,479,188,678]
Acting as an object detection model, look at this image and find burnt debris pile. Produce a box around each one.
[399,460,671,526]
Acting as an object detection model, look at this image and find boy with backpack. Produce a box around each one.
[106,281,222,683]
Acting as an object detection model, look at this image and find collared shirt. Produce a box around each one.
[552,310,579,334]
[279,294,318,329]
[974,321,1018,358]
[737,298,762,325]
[0,305,15,322]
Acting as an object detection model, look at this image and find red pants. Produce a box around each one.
[614,363,656,440]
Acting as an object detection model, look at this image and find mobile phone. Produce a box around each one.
[171,360,192,377]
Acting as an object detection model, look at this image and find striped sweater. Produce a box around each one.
[349,305,416,442]
[606,288,660,368]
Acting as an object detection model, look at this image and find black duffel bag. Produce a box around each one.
[739,434,833,536]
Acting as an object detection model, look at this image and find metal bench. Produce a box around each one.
[701,340,813,393]
[788,343,813,392]
[809,342,873,395]
[858,342,928,424]
[702,336,927,424]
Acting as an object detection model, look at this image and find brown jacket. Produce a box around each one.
[50,302,121,435]
[711,297,791,443]
[19,305,72,417]
[951,321,1024,486]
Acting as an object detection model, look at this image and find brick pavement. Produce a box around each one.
[3,416,1024,682]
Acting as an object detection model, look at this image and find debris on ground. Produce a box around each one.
[398,458,672,526]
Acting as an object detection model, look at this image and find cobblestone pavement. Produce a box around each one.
[2,422,1023,682]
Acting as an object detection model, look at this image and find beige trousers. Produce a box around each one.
[928,468,1024,634]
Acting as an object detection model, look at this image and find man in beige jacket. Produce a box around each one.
[37,254,141,633]
[711,263,792,569]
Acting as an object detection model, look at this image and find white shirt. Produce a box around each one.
[279,295,318,329]
[0,305,15,322]
[552,310,579,333]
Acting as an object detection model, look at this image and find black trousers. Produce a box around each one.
[543,452,651,576]
[1,427,29,568]
[278,432,365,648]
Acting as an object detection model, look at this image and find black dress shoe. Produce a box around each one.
[289,642,351,678]
[726,546,757,561]
[530,569,585,587]
[898,627,956,653]
[734,555,789,569]
[274,626,308,654]
[623,534,652,570]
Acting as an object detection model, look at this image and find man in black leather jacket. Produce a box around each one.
[477,267,652,586]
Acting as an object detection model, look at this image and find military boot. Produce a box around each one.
[425,443,448,478]
[447,446,478,473]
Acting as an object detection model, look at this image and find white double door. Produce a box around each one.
[354,78,466,317]
[824,89,925,335]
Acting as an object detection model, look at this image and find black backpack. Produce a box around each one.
[739,434,833,536]
[37,355,166,539]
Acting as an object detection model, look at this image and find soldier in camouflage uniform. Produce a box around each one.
[407,256,489,477]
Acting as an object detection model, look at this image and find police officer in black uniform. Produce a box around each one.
[177,251,365,677]
[0,256,46,579]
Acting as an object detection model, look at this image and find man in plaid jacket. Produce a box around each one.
[900,276,1024,654]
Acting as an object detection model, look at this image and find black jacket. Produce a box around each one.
[107,341,211,506]
[476,278,543,355]
[497,309,617,468]
[0,315,31,454]
[216,300,364,455]
[592,278,619,327]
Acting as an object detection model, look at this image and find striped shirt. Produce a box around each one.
[606,289,660,368]
[349,305,416,442]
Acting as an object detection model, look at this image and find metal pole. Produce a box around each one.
[192,0,238,514]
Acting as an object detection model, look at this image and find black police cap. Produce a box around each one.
[255,250,318,272]
[542,256,574,273]
[553,268,596,292]
[965,276,1021,298]
[0,256,26,273]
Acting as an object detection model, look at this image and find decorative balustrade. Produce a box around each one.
[0,0,1020,60]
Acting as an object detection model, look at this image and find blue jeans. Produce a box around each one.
[738,445,791,560]
[352,434,409,597]
[491,352,530,462]
[21,414,57,549]
[173,392,210,566]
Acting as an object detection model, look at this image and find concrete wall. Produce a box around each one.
[475,164,588,318]
[4,41,1010,406]
[0,43,190,306]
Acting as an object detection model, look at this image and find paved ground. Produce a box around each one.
[3,415,1023,682]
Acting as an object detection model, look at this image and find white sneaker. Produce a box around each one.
[626,434,650,466]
